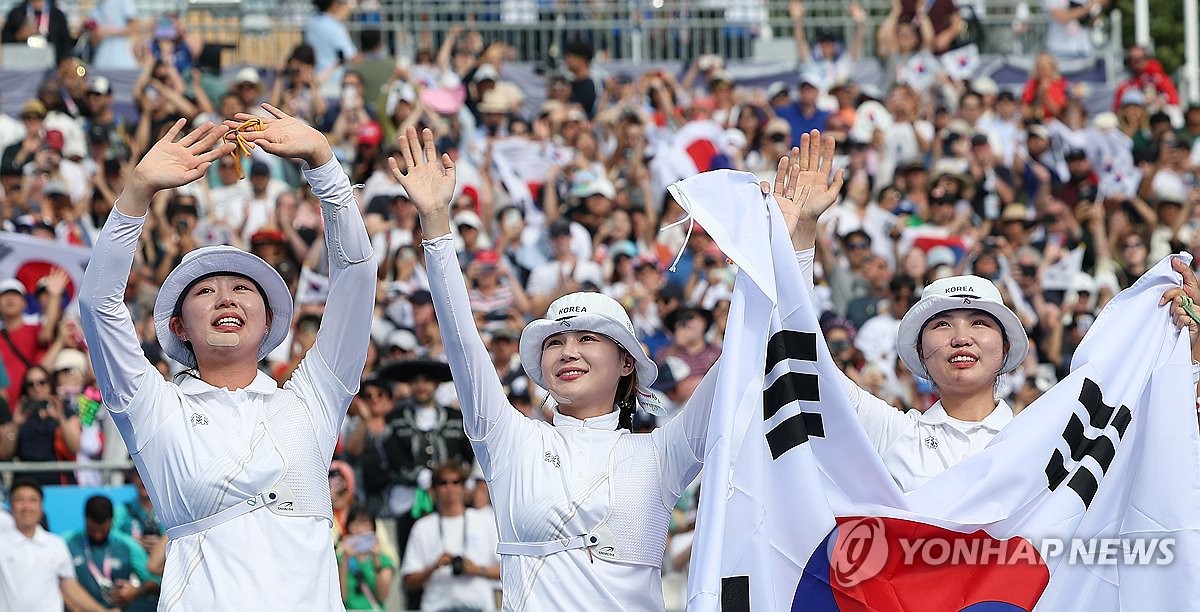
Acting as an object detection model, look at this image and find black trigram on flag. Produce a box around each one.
[1045,378,1132,508]
[763,330,825,460]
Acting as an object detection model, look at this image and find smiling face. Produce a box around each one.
[918,309,1006,393]
[169,274,270,368]
[10,485,42,534]
[539,331,633,416]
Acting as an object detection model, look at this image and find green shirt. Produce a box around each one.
[63,530,158,612]
[338,551,395,611]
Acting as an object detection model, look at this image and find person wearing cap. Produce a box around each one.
[0,272,66,409]
[394,126,720,608]
[1,100,48,176]
[83,77,131,163]
[526,217,604,315]
[77,105,375,609]
[467,249,530,328]
[781,129,1040,490]
[240,160,289,243]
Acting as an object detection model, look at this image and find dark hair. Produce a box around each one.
[563,40,594,62]
[345,505,377,527]
[289,43,316,67]
[360,29,382,53]
[84,495,114,523]
[170,272,273,358]
[614,366,639,431]
[21,365,53,397]
[433,460,471,484]
[312,0,336,12]
[10,476,43,500]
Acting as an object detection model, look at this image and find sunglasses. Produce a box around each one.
[27,379,49,387]
[846,241,871,250]
[767,133,789,143]
[434,478,464,487]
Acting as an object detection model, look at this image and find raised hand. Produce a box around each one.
[388,126,456,224]
[132,119,233,194]
[225,103,333,168]
[761,129,845,242]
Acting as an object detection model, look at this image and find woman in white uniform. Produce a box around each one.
[78,105,374,610]
[391,126,716,610]
[776,128,1200,492]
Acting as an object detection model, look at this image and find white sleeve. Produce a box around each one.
[797,248,915,456]
[424,234,536,480]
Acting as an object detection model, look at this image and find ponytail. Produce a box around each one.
[615,367,639,431]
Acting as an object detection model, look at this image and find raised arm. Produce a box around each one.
[391,127,515,441]
[79,120,232,409]
[230,103,375,391]
[789,0,812,63]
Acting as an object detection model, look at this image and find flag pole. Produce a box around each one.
[1185,0,1200,103]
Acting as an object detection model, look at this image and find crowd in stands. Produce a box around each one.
[1,0,1198,608]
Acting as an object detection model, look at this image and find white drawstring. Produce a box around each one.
[658,212,696,273]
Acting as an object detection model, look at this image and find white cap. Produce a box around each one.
[520,292,662,415]
[896,275,1028,380]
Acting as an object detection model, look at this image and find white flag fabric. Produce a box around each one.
[670,170,1200,612]
[0,231,92,307]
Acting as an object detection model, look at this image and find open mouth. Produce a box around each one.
[556,368,587,381]
[212,315,245,331]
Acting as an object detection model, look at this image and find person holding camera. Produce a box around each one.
[338,505,397,611]
[400,461,500,612]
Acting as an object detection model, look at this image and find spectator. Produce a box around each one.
[63,495,159,611]
[1,100,47,176]
[115,469,163,551]
[789,0,867,93]
[84,77,131,163]
[1043,0,1108,58]
[655,307,720,401]
[775,74,830,148]
[4,363,83,486]
[145,12,200,76]
[344,378,402,516]
[0,478,111,612]
[338,505,397,611]
[877,0,936,89]
[1,0,72,64]
[897,0,964,54]
[400,461,501,612]
[373,358,474,556]
[526,218,604,314]
[1022,52,1070,120]
[0,277,62,408]
[1113,46,1181,116]
[87,0,139,70]
[562,40,599,118]
[305,0,359,89]
[467,249,530,328]
[273,44,326,128]
[229,67,267,117]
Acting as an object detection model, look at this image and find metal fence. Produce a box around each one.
[2,0,1114,67]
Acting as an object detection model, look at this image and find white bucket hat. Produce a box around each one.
[896,275,1028,380]
[154,246,293,368]
[520,292,662,415]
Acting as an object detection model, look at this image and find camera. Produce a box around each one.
[451,556,465,575]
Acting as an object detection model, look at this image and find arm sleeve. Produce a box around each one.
[77,208,157,411]
[289,157,376,442]
[652,367,718,506]
[423,234,532,478]
[796,247,915,455]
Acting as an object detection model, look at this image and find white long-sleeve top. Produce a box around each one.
[78,158,375,611]
[424,234,712,611]
[797,247,1015,493]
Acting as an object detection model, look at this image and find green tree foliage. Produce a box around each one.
[1113,0,1186,74]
